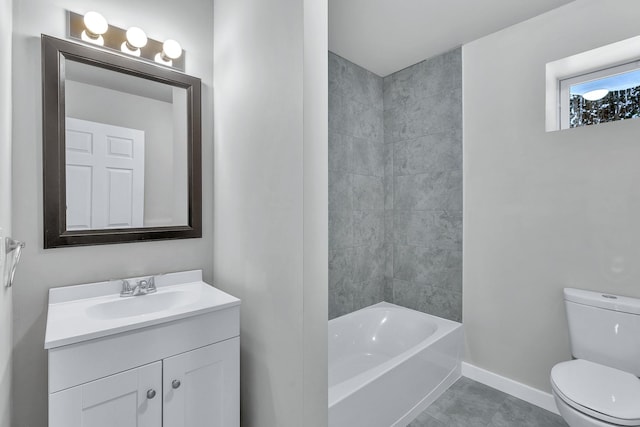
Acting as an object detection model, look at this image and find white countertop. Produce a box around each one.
[45,270,240,349]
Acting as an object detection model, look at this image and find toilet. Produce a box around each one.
[551,288,640,427]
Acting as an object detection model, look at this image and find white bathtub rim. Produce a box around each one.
[328,302,463,408]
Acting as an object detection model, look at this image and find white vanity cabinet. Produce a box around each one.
[50,339,239,427]
[45,270,240,427]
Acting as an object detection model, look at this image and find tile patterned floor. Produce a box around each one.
[408,377,568,427]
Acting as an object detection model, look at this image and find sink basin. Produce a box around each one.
[86,290,195,319]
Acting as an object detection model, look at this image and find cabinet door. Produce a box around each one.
[49,361,162,427]
[163,337,240,427]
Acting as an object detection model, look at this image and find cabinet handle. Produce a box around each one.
[172,379,181,389]
[146,389,156,399]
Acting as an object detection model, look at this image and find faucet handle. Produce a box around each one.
[119,279,133,296]
[147,276,157,293]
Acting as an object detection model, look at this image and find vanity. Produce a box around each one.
[45,270,240,427]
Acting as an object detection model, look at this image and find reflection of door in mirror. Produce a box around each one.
[66,118,145,230]
[64,59,189,231]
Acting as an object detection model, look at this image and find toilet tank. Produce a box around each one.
[564,288,640,376]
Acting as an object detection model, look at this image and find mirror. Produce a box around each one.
[42,35,202,248]
[64,61,189,230]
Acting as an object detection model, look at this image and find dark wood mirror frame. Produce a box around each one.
[42,35,202,248]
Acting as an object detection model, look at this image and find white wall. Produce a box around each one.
[0,0,12,425]
[463,0,640,394]
[11,1,214,425]
[213,0,328,425]
[303,0,328,421]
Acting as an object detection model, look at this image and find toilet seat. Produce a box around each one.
[551,359,640,426]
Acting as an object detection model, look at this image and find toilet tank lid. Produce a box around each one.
[564,288,640,315]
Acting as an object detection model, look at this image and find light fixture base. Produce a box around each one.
[68,11,185,71]
[80,30,104,46]
[154,52,173,67]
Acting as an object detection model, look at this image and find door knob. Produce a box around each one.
[146,389,156,399]
[172,379,181,389]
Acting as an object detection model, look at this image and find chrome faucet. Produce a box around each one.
[120,276,157,297]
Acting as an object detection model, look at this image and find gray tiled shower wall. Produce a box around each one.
[328,49,462,322]
[328,53,386,319]
[384,48,463,322]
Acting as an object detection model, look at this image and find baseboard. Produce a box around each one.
[461,362,560,415]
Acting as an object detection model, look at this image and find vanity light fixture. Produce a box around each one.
[68,11,186,71]
[121,27,148,57]
[80,11,108,46]
[155,39,182,66]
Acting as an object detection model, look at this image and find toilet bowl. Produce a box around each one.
[551,360,640,427]
[551,288,640,427]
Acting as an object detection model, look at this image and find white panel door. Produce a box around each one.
[66,118,145,229]
[163,338,240,427]
[49,361,161,427]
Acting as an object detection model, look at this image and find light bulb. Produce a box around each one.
[126,27,148,49]
[121,27,147,56]
[583,89,609,101]
[83,11,108,36]
[127,27,147,49]
[162,40,182,60]
[81,11,108,45]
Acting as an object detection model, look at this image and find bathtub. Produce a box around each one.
[329,302,463,427]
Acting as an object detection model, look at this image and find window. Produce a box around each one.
[560,61,640,129]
